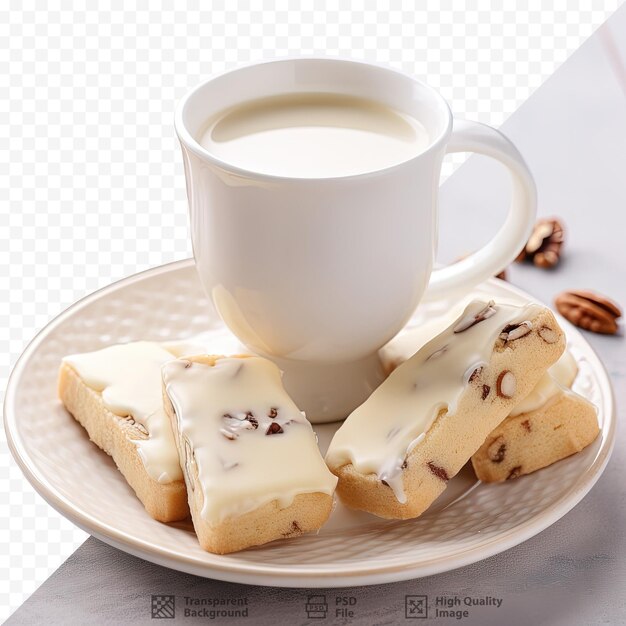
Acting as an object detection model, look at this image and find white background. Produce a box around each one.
[0,2,621,621]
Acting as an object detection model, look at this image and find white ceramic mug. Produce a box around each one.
[175,58,536,422]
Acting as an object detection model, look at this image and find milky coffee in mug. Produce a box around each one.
[198,93,431,178]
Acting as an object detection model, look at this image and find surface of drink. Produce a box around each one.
[198,93,430,178]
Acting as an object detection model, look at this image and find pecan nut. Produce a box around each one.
[555,290,621,335]
[487,437,506,463]
[496,370,516,398]
[499,321,532,342]
[537,325,559,344]
[516,218,564,268]
[426,461,449,482]
[507,466,523,480]
[266,422,284,435]
[454,301,497,333]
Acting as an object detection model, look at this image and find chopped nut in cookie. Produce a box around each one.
[426,461,449,482]
[266,422,284,435]
[538,325,559,344]
[507,466,522,480]
[468,366,483,383]
[500,321,532,342]
[496,370,516,398]
[487,437,506,463]
[454,301,497,333]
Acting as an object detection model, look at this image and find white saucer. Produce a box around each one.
[4,259,615,587]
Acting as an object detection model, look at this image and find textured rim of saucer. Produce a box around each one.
[3,259,616,587]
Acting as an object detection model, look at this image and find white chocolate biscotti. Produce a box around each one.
[471,388,599,482]
[162,355,337,554]
[381,321,597,482]
[58,342,189,522]
[326,300,566,519]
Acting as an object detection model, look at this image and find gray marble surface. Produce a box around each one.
[8,7,626,626]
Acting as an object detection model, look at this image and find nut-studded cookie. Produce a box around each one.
[381,326,598,484]
[162,354,337,554]
[326,300,565,520]
[471,389,599,482]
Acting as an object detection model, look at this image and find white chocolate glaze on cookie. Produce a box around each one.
[326,300,547,503]
[162,356,337,525]
[63,341,183,484]
[380,319,579,420]
[379,304,466,374]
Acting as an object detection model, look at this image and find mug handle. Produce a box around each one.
[425,119,536,297]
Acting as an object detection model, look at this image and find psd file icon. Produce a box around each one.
[306,595,328,619]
